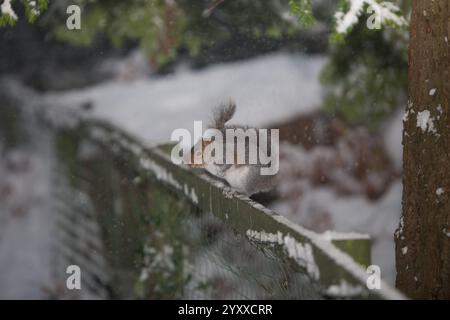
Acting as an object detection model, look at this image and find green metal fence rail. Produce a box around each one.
[55,118,403,300]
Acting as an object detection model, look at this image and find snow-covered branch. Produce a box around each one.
[0,0,48,26]
[334,0,407,34]
[1,0,18,21]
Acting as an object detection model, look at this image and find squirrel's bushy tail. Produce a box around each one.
[213,100,236,129]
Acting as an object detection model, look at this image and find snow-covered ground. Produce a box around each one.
[46,52,326,146]
[0,139,56,299]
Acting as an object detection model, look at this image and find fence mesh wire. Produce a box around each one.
[53,129,323,299]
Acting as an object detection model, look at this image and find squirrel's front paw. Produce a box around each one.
[222,187,237,199]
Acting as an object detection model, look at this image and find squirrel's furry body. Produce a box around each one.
[193,101,278,195]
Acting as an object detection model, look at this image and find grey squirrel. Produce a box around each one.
[190,101,279,195]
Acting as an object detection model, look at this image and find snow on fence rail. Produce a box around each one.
[75,118,404,300]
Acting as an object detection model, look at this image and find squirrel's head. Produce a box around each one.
[189,138,212,168]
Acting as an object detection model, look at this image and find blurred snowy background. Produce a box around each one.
[0,0,408,298]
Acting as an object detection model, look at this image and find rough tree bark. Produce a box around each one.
[396,0,450,298]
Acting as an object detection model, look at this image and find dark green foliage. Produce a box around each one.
[321,22,408,127]
[0,0,48,26]
[47,0,305,65]
[289,0,315,27]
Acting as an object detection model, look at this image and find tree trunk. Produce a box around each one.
[396,0,450,298]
